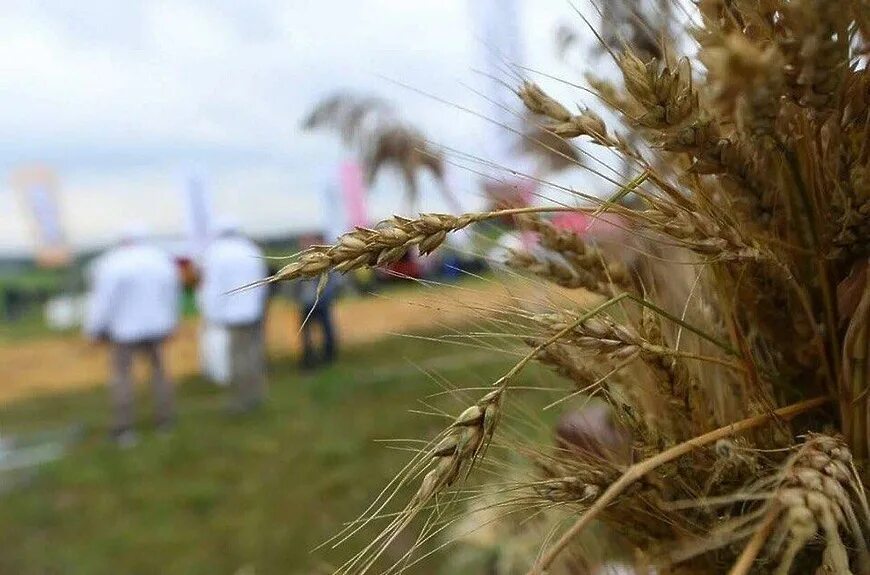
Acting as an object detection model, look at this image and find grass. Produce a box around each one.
[0,307,65,342]
[0,329,554,575]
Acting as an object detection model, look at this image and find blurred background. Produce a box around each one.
[0,1,619,573]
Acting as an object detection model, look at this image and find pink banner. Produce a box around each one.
[552,212,626,240]
[340,161,368,228]
[11,165,70,267]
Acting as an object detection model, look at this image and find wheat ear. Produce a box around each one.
[528,396,832,575]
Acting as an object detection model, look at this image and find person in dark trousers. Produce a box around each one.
[295,273,338,369]
[291,234,339,369]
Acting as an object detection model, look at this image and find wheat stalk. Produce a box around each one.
[298,2,870,572]
[528,397,832,575]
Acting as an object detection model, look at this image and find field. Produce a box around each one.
[0,281,563,575]
[0,279,520,402]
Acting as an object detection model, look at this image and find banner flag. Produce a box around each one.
[10,165,69,267]
[470,0,533,179]
[183,173,214,257]
[340,160,368,229]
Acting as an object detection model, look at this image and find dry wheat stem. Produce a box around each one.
[661,508,771,568]
[588,169,650,222]
[528,396,832,575]
[726,502,782,575]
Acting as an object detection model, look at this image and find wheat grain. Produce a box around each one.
[770,436,868,574]
[518,81,617,147]
[412,388,503,506]
[270,212,488,283]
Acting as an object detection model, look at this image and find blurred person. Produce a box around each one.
[84,225,180,446]
[198,218,269,412]
[440,230,482,280]
[293,235,339,369]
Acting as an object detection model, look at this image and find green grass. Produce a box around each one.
[0,307,62,342]
[0,331,555,575]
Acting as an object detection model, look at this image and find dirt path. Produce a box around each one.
[0,281,520,403]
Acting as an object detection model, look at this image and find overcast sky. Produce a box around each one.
[0,0,607,256]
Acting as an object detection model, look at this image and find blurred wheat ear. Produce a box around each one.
[302,91,457,212]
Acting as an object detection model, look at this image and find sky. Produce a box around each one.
[0,0,607,256]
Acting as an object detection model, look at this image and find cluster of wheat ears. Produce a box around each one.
[271,1,869,573]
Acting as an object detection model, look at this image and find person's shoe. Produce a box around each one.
[111,429,138,449]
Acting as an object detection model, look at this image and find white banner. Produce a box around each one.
[183,173,214,257]
[470,0,532,177]
[321,179,345,244]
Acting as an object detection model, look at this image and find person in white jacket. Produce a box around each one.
[198,218,269,412]
[84,225,180,444]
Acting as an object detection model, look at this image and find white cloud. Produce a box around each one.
[0,0,609,256]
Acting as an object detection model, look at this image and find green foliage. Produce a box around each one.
[0,333,547,575]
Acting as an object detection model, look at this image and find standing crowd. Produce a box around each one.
[83,222,338,446]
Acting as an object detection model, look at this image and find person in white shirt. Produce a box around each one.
[198,218,269,412]
[84,225,180,444]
